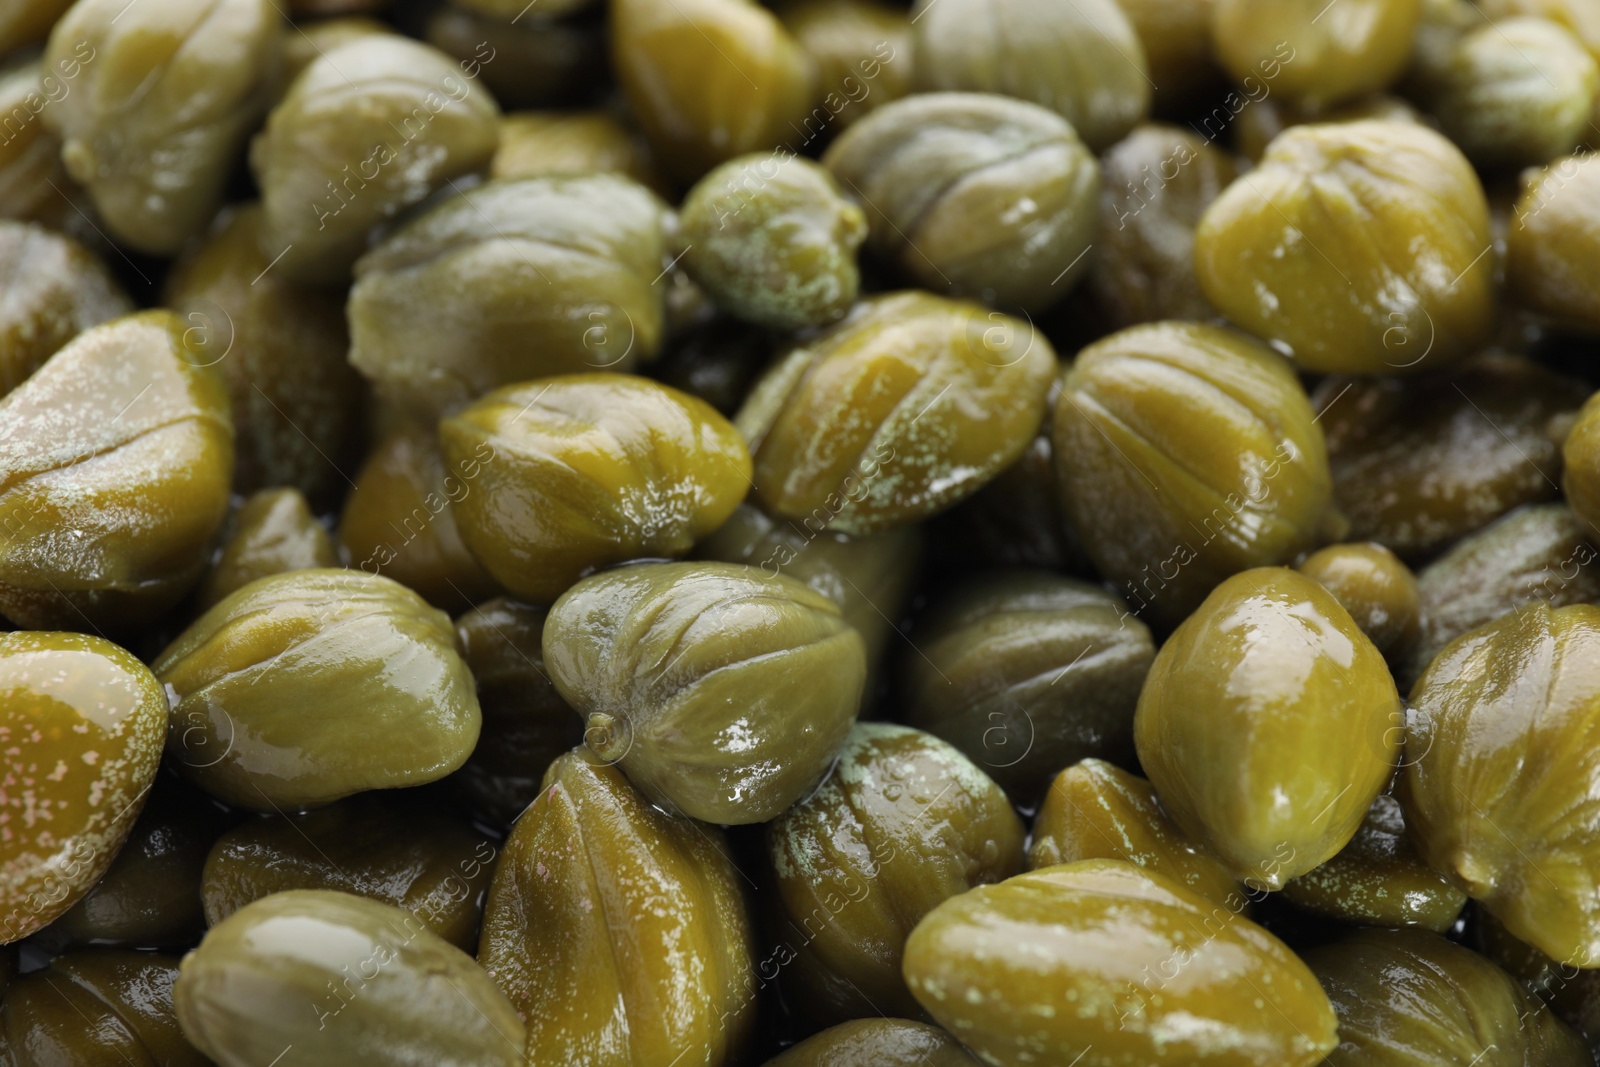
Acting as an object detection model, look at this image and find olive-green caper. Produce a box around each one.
[0,58,74,226]
[1405,602,1600,967]
[1565,387,1600,526]
[439,375,751,605]
[0,311,234,631]
[176,890,525,1067]
[767,723,1024,1022]
[909,0,1149,151]
[544,561,866,824]
[155,569,482,811]
[1477,910,1600,1049]
[1507,153,1600,331]
[37,775,231,952]
[903,860,1339,1067]
[1231,93,1426,164]
[351,178,668,417]
[1403,504,1600,685]
[338,420,501,613]
[1212,0,1421,109]
[281,16,392,87]
[1306,927,1590,1066]
[489,110,665,191]
[479,750,755,1065]
[41,0,281,254]
[427,7,605,110]
[739,291,1058,536]
[901,570,1153,805]
[1090,124,1239,329]
[763,1019,979,1066]
[696,502,922,697]
[1118,0,1223,109]
[1029,759,1243,909]
[4,950,208,1066]
[1296,542,1420,660]
[1281,794,1466,932]
[251,36,501,285]
[1053,321,1332,629]
[822,93,1100,310]
[612,0,819,182]
[201,794,494,950]
[0,631,166,945]
[1196,120,1494,375]
[1317,352,1587,560]
[1417,17,1600,168]
[679,152,866,330]
[778,0,910,130]
[200,488,339,609]
[0,220,129,399]
[1136,568,1401,889]
[446,597,580,825]
[165,204,363,508]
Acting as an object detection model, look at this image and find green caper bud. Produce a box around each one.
[779,0,911,130]
[426,6,605,110]
[909,0,1149,151]
[679,152,866,330]
[479,750,756,1065]
[1053,321,1332,629]
[489,111,666,191]
[4,950,208,1065]
[41,0,281,253]
[251,36,501,285]
[1405,602,1600,967]
[822,93,1100,310]
[1417,17,1600,168]
[763,1019,979,1066]
[1030,759,1243,910]
[901,570,1154,805]
[439,375,751,606]
[0,221,129,399]
[1212,0,1421,109]
[1196,120,1494,375]
[1508,153,1600,332]
[1118,0,1224,109]
[201,794,494,951]
[1296,542,1420,660]
[155,569,482,811]
[903,860,1339,1067]
[1281,794,1466,932]
[0,311,234,631]
[164,204,363,508]
[544,561,866,824]
[1306,927,1590,1066]
[0,58,73,226]
[1403,504,1600,686]
[1091,124,1239,329]
[446,598,580,825]
[175,890,525,1067]
[337,420,501,614]
[349,178,669,417]
[1231,93,1425,164]
[0,631,167,944]
[767,723,1024,1021]
[739,291,1058,536]
[200,488,339,609]
[612,0,819,182]
[1318,352,1586,560]
[1136,568,1401,889]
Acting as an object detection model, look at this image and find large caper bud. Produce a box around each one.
[543,561,866,824]
[439,375,751,606]
[251,36,501,284]
[779,0,911,130]
[155,569,482,811]
[175,890,525,1067]
[199,488,339,609]
[0,311,234,631]
[0,221,129,399]
[739,291,1057,536]
[1196,120,1494,375]
[4,950,208,1065]
[350,177,669,416]
[1212,0,1421,109]
[41,0,282,253]
[766,724,1024,1021]
[1053,321,1332,629]
[1136,568,1401,889]
[479,750,755,1065]
[822,93,1099,311]
[909,0,1149,151]
[1508,153,1600,332]
[1405,603,1600,967]
[1296,542,1421,661]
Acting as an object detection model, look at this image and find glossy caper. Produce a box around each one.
[1211,0,1421,109]
[1507,153,1600,332]
[1296,542,1421,660]
[489,110,665,190]
[199,488,338,609]
[0,221,129,399]
[778,0,910,130]
[3,950,208,1065]
[763,1019,978,1066]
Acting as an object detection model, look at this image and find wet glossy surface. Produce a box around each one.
[763,1018,978,1066]
[0,222,129,398]
[200,488,339,609]
[1296,542,1420,660]
[1212,0,1420,108]
[544,561,865,824]
[1508,152,1600,332]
